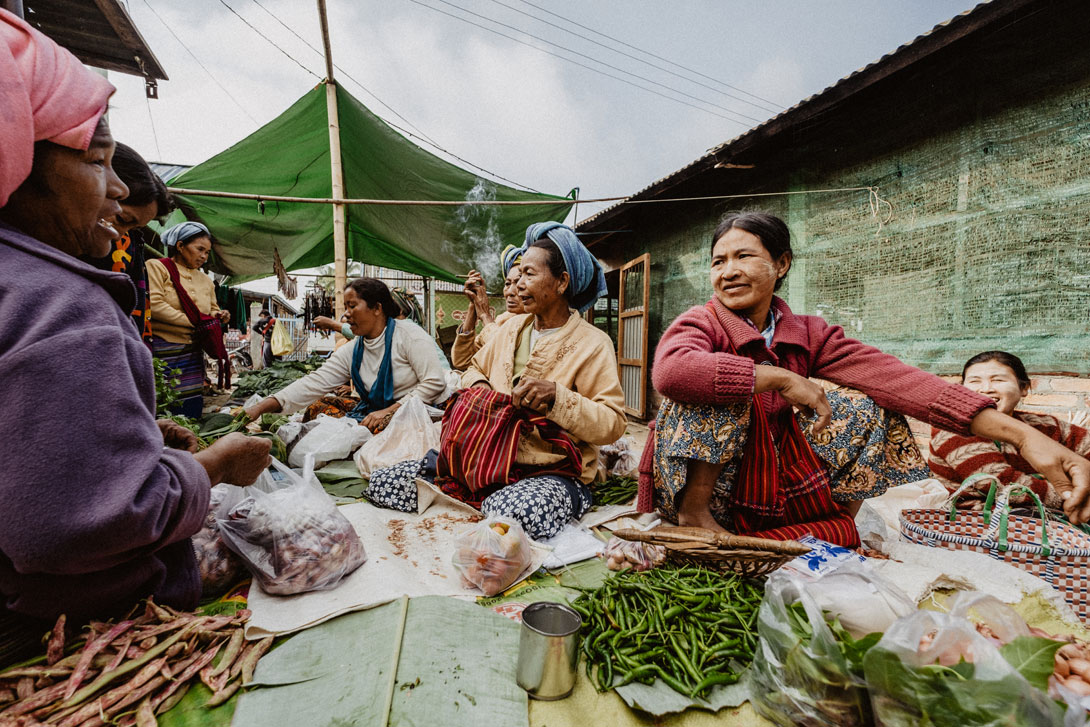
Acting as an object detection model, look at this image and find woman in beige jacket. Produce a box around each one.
[146,221,228,418]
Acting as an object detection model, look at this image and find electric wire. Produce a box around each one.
[138,0,260,124]
[424,0,762,124]
[513,0,784,111]
[404,0,752,125]
[144,94,163,160]
[484,0,780,115]
[217,0,321,79]
[245,0,546,193]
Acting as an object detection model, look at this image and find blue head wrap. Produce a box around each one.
[161,221,210,249]
[500,244,523,275]
[522,222,607,314]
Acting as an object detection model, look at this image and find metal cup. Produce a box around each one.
[515,601,582,700]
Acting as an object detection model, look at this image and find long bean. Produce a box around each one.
[573,565,762,699]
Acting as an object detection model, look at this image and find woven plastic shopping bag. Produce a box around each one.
[900,475,1090,621]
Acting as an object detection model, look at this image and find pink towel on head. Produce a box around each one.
[0,9,115,207]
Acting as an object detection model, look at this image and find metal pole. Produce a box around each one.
[317,0,348,321]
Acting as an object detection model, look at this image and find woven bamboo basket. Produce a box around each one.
[613,526,810,577]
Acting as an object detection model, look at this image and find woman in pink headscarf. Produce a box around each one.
[0,9,271,666]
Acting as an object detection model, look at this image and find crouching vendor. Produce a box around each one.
[367,223,626,539]
[244,278,447,433]
[644,212,1090,547]
[0,20,270,669]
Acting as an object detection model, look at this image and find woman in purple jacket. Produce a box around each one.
[0,13,270,667]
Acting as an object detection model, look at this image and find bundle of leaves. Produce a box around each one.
[232,356,326,399]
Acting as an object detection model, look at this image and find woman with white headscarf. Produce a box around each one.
[147,221,229,417]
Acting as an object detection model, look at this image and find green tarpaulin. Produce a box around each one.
[168,84,574,284]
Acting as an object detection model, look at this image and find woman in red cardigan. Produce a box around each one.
[929,351,1090,510]
[649,212,1090,546]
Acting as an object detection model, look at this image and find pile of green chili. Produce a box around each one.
[571,565,762,698]
[590,476,639,506]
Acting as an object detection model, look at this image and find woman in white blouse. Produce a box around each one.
[244,278,447,432]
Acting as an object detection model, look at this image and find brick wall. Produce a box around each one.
[906,374,1090,454]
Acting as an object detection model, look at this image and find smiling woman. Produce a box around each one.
[0,8,270,668]
[929,351,1090,510]
[645,211,1090,546]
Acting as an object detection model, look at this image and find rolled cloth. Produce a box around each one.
[500,244,522,275]
[522,221,607,313]
[161,221,210,249]
[0,9,115,207]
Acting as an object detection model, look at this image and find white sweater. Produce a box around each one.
[274,319,447,414]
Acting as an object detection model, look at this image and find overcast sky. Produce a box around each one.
[109,0,976,217]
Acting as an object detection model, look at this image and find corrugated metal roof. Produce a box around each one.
[23,0,167,81]
[577,0,1017,232]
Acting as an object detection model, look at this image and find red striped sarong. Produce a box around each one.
[436,387,582,504]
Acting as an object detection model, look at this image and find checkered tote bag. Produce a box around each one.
[900,474,1090,622]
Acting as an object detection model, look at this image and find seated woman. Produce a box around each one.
[85,142,173,345]
[244,278,448,433]
[451,244,525,369]
[146,221,230,417]
[367,223,626,540]
[0,14,269,667]
[929,351,1090,509]
[649,212,1090,546]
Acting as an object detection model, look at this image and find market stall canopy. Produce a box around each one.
[167,83,575,284]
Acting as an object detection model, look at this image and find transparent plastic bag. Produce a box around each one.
[601,536,665,572]
[750,571,875,727]
[354,396,440,475]
[802,561,916,639]
[287,414,372,468]
[193,484,246,596]
[216,455,366,595]
[597,435,640,479]
[451,516,532,596]
[862,607,1063,726]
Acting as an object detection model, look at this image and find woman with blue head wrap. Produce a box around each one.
[146,220,229,417]
[365,221,626,540]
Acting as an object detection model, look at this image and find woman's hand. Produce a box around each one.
[754,366,832,432]
[216,310,230,324]
[463,270,484,302]
[511,377,556,414]
[313,315,340,333]
[194,433,271,486]
[243,396,282,422]
[157,419,199,453]
[361,403,400,434]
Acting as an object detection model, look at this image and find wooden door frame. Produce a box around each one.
[617,253,650,418]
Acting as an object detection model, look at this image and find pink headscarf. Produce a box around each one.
[0,9,116,207]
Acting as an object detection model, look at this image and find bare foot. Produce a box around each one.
[677,510,729,533]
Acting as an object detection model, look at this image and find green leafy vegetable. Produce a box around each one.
[998,636,1065,692]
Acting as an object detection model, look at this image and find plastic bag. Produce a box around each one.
[597,435,640,479]
[354,396,440,476]
[862,607,1063,726]
[271,320,293,356]
[192,484,246,596]
[601,536,666,572]
[216,455,366,595]
[750,571,876,727]
[801,561,916,639]
[287,414,373,468]
[451,516,532,596]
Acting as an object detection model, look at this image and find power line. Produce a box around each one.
[144,94,162,159]
[424,0,762,124]
[404,0,751,126]
[217,0,321,80]
[513,0,784,112]
[138,0,259,124]
[484,0,780,115]
[245,0,547,193]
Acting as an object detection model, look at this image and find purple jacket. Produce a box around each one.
[0,222,210,623]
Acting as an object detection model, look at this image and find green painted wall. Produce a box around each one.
[593,4,1090,375]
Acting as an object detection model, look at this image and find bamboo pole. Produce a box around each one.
[317,0,348,320]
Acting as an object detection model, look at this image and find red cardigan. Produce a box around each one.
[652,297,994,438]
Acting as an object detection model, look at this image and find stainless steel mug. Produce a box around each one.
[515,601,582,700]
